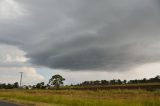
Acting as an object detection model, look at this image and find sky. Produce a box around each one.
[0,0,160,85]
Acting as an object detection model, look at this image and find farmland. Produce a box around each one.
[0,87,159,106]
[0,76,160,106]
[63,83,160,91]
[0,76,159,106]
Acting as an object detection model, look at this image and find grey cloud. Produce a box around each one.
[0,0,160,71]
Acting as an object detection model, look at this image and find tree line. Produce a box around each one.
[74,75,160,86]
[0,82,19,89]
[0,75,159,89]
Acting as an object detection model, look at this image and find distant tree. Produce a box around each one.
[117,79,122,85]
[149,75,160,83]
[123,80,127,84]
[82,81,90,86]
[142,78,147,83]
[110,79,116,85]
[6,84,13,89]
[156,75,160,79]
[36,83,41,89]
[13,82,19,88]
[0,83,6,89]
[49,74,65,89]
[101,80,109,85]
[154,75,160,81]
[2,83,6,89]
[36,82,45,89]
[94,80,101,85]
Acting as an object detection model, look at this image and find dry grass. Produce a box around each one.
[0,89,159,106]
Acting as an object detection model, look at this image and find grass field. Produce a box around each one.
[0,89,159,106]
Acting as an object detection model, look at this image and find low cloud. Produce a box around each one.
[0,0,160,71]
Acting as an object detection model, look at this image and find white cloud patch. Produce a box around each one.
[0,0,27,19]
[131,62,160,79]
[0,67,44,85]
[0,44,29,66]
[5,54,27,63]
[0,44,44,85]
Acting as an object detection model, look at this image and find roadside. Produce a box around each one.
[0,100,22,106]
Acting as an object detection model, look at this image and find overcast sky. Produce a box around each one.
[0,0,160,85]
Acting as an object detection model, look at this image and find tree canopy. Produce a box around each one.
[49,74,65,89]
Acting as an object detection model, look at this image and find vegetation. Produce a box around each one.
[35,82,45,89]
[75,75,160,86]
[49,74,65,89]
[0,75,159,106]
[0,82,19,89]
[0,89,159,106]
[0,75,159,90]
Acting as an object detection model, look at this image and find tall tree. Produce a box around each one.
[49,74,65,89]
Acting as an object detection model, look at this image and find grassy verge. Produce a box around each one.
[0,89,159,106]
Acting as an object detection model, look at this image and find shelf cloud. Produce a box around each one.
[0,0,160,71]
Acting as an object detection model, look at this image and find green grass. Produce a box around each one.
[0,89,159,106]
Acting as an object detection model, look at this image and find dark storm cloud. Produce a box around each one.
[0,0,160,71]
